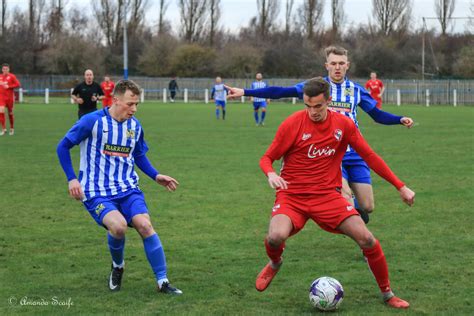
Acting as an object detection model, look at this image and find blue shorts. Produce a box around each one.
[253,102,267,110]
[215,100,226,108]
[83,190,149,227]
[341,159,372,184]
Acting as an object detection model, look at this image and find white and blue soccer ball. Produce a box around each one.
[309,276,344,311]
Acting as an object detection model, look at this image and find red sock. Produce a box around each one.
[265,238,285,264]
[0,113,5,130]
[8,112,14,129]
[363,239,391,293]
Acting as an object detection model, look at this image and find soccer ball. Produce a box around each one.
[309,276,344,311]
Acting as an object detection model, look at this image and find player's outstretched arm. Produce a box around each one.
[399,185,415,206]
[155,174,179,192]
[224,85,244,99]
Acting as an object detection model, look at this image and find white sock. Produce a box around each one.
[158,278,169,288]
[113,261,124,269]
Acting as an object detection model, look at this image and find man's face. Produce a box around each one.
[216,77,222,84]
[325,53,350,83]
[104,76,110,82]
[370,72,377,80]
[303,93,331,122]
[84,70,94,84]
[113,90,139,121]
[256,73,262,80]
[2,66,9,75]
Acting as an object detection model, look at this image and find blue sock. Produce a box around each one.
[143,234,167,281]
[107,233,125,266]
[216,108,220,119]
[261,111,266,123]
[254,111,259,123]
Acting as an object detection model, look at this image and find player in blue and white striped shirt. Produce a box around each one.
[211,76,229,120]
[251,73,269,126]
[57,80,182,295]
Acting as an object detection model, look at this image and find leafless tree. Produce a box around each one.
[331,0,345,37]
[157,0,169,34]
[434,0,456,35]
[127,0,148,36]
[1,0,6,36]
[297,0,324,39]
[255,0,280,38]
[208,0,220,46]
[285,0,295,36]
[46,0,65,38]
[371,0,412,36]
[179,0,208,43]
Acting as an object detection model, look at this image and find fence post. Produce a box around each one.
[396,89,401,106]
[241,96,245,103]
[292,97,296,104]
[453,89,457,107]
[45,88,49,104]
[19,88,23,103]
[70,88,74,104]
[205,89,209,104]
[163,88,167,103]
[140,89,145,103]
[184,89,188,103]
[425,89,430,107]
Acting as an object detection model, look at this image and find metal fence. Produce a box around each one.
[16,75,474,105]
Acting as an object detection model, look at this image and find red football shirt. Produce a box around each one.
[365,79,384,100]
[260,110,404,194]
[100,81,115,99]
[0,73,20,101]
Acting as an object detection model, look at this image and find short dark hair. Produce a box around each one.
[303,77,330,100]
[324,46,348,58]
[2,63,10,68]
[113,80,141,96]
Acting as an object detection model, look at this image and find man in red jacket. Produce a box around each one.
[256,77,414,309]
[0,63,21,136]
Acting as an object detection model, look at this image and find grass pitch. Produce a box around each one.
[0,100,473,315]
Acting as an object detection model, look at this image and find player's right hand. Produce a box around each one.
[224,85,244,99]
[399,185,415,206]
[77,98,84,105]
[68,179,84,201]
[267,172,289,190]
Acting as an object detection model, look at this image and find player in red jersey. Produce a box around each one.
[100,76,115,108]
[255,77,414,309]
[365,72,384,109]
[0,63,21,135]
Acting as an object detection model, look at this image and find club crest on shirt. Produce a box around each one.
[334,129,343,141]
[126,129,135,139]
[272,204,281,213]
[344,87,353,97]
[302,133,312,141]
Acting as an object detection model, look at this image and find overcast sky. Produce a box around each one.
[11,0,473,34]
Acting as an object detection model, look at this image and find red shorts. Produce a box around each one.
[271,191,360,234]
[102,98,113,107]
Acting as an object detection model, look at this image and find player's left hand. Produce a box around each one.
[399,185,415,206]
[155,174,179,191]
[225,85,244,99]
[400,117,414,128]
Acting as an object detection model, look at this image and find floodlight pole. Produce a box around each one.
[123,6,129,80]
[422,18,425,81]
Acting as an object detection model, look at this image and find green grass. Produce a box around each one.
[0,101,473,315]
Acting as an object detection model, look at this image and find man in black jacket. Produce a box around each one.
[72,69,104,118]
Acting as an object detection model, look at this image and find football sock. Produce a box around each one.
[0,113,5,129]
[261,110,266,123]
[362,239,391,294]
[8,112,14,129]
[143,233,167,281]
[265,238,285,266]
[216,108,220,119]
[107,233,125,268]
[254,111,259,123]
[222,109,226,120]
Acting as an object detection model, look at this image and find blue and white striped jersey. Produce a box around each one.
[295,77,376,160]
[211,84,227,101]
[251,81,268,103]
[64,108,149,201]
